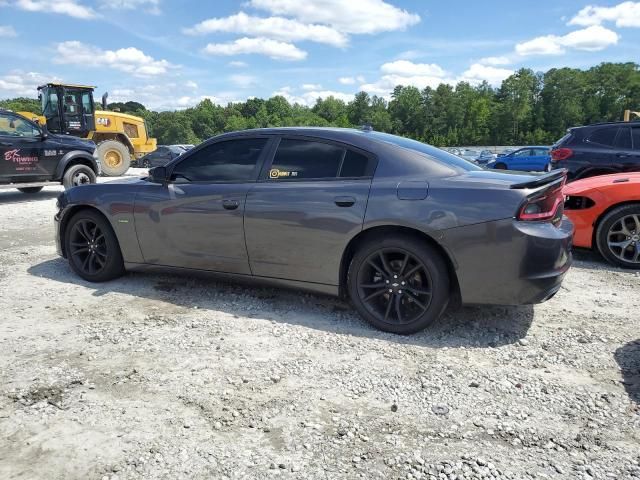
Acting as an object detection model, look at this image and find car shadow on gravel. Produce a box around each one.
[29,258,534,349]
[572,248,640,273]
[0,190,60,204]
[615,340,640,405]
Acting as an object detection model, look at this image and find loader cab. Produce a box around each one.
[39,83,96,137]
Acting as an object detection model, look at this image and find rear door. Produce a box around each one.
[632,127,640,172]
[584,126,621,172]
[134,136,272,273]
[244,137,375,285]
[613,126,636,172]
[530,148,550,171]
[0,112,48,181]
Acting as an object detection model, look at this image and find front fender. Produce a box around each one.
[54,151,100,180]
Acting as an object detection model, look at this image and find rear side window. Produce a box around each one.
[587,127,618,147]
[172,138,267,182]
[269,139,371,180]
[633,127,640,150]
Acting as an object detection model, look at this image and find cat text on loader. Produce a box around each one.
[19,83,157,176]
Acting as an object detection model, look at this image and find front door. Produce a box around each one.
[134,136,271,273]
[0,112,48,181]
[244,137,375,285]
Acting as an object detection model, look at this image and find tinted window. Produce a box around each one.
[340,150,370,177]
[270,139,344,180]
[172,138,267,182]
[367,131,481,171]
[615,127,632,149]
[633,128,640,151]
[587,127,618,147]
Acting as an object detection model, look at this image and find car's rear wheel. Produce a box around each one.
[347,236,450,334]
[65,210,124,282]
[63,164,97,189]
[494,163,507,170]
[17,187,43,194]
[596,204,640,268]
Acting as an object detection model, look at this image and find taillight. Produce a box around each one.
[551,148,573,161]
[518,186,564,222]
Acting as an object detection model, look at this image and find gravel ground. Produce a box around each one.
[0,180,639,480]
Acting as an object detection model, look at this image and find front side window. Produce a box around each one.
[171,138,267,182]
[0,113,39,138]
[587,127,618,147]
[81,91,93,114]
[513,149,532,158]
[268,139,372,180]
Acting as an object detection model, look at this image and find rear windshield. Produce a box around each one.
[368,132,481,172]
[552,133,572,148]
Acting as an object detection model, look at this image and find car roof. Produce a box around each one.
[570,121,638,130]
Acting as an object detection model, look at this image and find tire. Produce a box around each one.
[595,204,640,269]
[64,209,125,282]
[17,187,43,194]
[62,164,97,190]
[494,163,507,170]
[96,140,131,176]
[347,235,450,334]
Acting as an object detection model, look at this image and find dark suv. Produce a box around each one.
[550,122,640,181]
[0,109,99,194]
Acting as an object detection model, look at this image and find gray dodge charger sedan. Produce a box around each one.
[55,127,573,334]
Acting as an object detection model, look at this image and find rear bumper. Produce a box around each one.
[442,217,573,305]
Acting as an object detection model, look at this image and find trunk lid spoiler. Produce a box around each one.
[509,169,567,189]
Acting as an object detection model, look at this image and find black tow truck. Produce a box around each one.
[0,109,99,194]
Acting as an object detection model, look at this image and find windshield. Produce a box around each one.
[41,89,59,119]
[368,131,482,172]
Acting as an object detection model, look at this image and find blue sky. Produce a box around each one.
[1,0,639,110]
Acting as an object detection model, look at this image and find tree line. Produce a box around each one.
[2,62,639,147]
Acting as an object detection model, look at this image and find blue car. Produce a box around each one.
[488,147,551,172]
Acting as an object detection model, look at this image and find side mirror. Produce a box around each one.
[149,166,168,184]
[40,123,48,140]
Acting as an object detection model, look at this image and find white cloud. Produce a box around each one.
[338,75,365,85]
[54,41,174,77]
[569,1,640,28]
[99,0,161,15]
[515,25,619,55]
[301,83,322,90]
[203,37,307,61]
[247,0,420,34]
[0,25,17,37]
[359,61,455,98]
[478,55,511,66]
[272,86,353,106]
[185,80,198,89]
[110,84,240,110]
[13,0,97,19]
[380,60,447,77]
[0,70,61,98]
[229,74,257,88]
[460,63,514,85]
[184,11,348,47]
[229,61,248,68]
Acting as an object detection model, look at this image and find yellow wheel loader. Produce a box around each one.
[19,83,157,176]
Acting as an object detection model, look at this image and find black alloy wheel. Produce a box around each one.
[348,236,450,334]
[65,210,124,282]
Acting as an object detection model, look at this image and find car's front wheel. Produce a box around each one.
[596,204,640,268]
[65,210,125,282]
[347,235,450,334]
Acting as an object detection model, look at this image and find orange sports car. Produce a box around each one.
[563,172,640,268]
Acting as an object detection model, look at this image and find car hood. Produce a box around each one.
[564,172,640,194]
[48,133,95,151]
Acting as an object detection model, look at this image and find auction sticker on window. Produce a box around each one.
[269,168,298,179]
